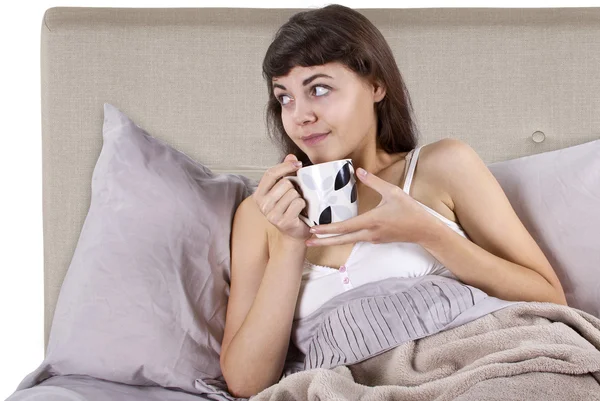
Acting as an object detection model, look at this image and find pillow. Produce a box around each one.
[15,103,257,397]
[488,139,600,317]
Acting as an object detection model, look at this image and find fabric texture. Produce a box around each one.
[294,276,516,371]
[488,139,600,317]
[252,302,600,400]
[6,375,220,401]
[14,104,256,397]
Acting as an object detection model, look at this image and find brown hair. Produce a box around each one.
[262,4,419,166]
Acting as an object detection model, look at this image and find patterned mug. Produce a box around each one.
[284,159,358,238]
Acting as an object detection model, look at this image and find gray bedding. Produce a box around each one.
[8,276,600,400]
[6,375,239,401]
[254,301,600,400]
[282,275,518,375]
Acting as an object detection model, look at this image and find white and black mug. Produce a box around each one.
[284,158,358,238]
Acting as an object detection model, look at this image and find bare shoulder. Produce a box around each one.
[233,194,275,255]
[420,137,484,186]
[235,195,268,235]
[234,195,261,223]
[413,138,477,217]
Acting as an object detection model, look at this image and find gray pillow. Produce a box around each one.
[15,103,256,397]
[488,139,600,317]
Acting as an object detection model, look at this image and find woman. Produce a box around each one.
[220,4,567,398]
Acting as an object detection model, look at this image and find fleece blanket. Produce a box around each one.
[252,302,600,400]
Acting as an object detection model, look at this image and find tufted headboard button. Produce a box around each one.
[532,131,546,143]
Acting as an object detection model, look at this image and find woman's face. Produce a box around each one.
[272,62,385,164]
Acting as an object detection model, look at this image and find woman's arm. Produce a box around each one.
[419,218,567,304]
[417,138,567,305]
[220,197,307,398]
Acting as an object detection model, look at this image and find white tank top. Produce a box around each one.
[294,146,469,320]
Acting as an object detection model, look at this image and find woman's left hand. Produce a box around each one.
[306,167,442,247]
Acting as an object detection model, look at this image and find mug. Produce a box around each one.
[284,158,358,238]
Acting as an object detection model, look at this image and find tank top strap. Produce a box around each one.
[402,146,423,195]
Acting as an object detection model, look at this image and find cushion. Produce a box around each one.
[15,103,257,396]
[488,139,600,317]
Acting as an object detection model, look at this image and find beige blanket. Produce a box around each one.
[252,302,600,400]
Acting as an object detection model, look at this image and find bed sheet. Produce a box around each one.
[5,375,242,401]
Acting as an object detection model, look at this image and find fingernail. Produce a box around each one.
[357,168,367,177]
[294,161,302,167]
[309,228,317,233]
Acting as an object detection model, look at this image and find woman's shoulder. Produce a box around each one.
[418,137,471,161]
[235,194,260,219]
[409,138,477,222]
[234,195,269,238]
[418,138,479,189]
[234,194,277,252]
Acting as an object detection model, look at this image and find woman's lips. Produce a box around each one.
[302,132,330,146]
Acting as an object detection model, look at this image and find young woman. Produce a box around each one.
[219,4,567,398]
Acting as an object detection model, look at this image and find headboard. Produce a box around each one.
[40,6,600,351]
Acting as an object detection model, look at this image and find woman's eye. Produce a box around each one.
[313,85,330,96]
[277,85,329,106]
[278,95,291,105]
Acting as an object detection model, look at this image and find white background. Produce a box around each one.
[1,0,598,399]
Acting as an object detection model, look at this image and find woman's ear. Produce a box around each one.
[373,81,386,103]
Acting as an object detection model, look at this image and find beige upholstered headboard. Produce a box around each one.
[40,6,600,351]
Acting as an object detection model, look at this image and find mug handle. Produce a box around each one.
[283,176,313,227]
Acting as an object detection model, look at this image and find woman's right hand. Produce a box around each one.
[252,154,312,243]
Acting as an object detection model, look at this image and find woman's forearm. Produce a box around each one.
[418,220,567,305]
[221,237,307,398]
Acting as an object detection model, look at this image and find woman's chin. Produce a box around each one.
[308,155,328,164]
[303,148,344,164]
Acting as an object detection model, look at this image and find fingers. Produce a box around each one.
[311,213,374,236]
[306,229,370,247]
[249,153,311,240]
[268,187,302,223]
[356,168,395,198]
[258,177,296,216]
[254,155,302,199]
[283,197,307,222]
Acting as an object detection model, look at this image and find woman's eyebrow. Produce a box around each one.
[272,73,334,90]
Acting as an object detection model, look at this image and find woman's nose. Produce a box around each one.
[292,99,317,126]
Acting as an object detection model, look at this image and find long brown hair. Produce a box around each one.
[262,4,420,166]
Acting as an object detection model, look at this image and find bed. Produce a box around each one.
[5,6,600,401]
